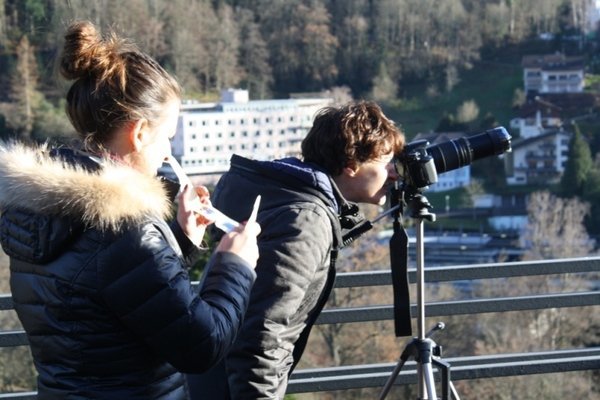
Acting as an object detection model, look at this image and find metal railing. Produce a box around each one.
[1,256,599,398]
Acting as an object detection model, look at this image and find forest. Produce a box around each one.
[0,1,599,399]
[0,0,597,142]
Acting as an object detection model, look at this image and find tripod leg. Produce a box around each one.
[449,381,460,400]
[421,362,437,400]
[378,357,408,400]
[433,357,461,400]
[379,339,419,400]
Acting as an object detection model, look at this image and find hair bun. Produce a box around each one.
[60,20,126,85]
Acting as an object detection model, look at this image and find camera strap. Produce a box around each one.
[390,218,413,337]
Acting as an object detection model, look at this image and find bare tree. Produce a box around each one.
[456,99,480,124]
[520,191,595,259]
[6,35,40,141]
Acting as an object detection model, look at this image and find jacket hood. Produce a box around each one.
[259,157,339,210]
[0,141,172,232]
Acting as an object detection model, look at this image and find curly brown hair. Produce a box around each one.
[301,101,405,176]
[59,21,181,151]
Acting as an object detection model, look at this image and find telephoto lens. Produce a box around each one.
[426,126,512,174]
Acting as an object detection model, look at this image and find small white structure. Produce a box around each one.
[171,89,332,175]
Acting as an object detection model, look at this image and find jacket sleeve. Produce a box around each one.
[168,218,204,267]
[97,221,256,373]
[226,204,333,399]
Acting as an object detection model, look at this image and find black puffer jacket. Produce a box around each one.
[187,155,348,399]
[0,143,256,400]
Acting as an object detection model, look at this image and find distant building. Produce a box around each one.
[504,128,571,185]
[510,93,598,137]
[510,96,563,138]
[171,89,332,175]
[522,53,585,94]
[410,132,472,192]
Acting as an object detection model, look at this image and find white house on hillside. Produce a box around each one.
[171,89,332,175]
[505,129,571,185]
[522,53,585,94]
[510,96,563,138]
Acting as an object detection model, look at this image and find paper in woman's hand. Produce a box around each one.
[166,156,240,232]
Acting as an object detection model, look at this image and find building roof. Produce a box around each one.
[510,129,571,150]
[412,131,467,145]
[522,53,585,71]
[517,92,599,119]
[517,96,562,118]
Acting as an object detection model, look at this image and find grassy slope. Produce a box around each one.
[383,61,523,139]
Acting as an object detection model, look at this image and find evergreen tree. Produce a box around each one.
[582,155,600,237]
[560,125,593,197]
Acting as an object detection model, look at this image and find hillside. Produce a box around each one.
[384,61,522,139]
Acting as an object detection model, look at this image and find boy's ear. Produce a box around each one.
[342,163,359,177]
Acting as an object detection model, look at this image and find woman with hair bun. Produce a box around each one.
[0,20,260,399]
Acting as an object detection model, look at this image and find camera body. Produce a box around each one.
[395,126,512,191]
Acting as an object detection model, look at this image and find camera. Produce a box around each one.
[395,126,512,190]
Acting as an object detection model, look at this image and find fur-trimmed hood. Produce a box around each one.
[0,141,172,232]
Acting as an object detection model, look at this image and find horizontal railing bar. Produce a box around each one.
[288,349,600,393]
[316,291,599,324]
[333,256,600,288]
[3,293,598,346]
[0,392,37,399]
[292,348,600,378]
[3,258,599,311]
[0,331,28,347]
[0,294,14,311]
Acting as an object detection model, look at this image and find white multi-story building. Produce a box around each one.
[522,53,585,94]
[171,89,332,175]
[504,128,571,185]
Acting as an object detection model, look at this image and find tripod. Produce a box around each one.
[379,193,460,400]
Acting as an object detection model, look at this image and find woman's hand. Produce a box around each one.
[216,221,261,269]
[177,184,213,246]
